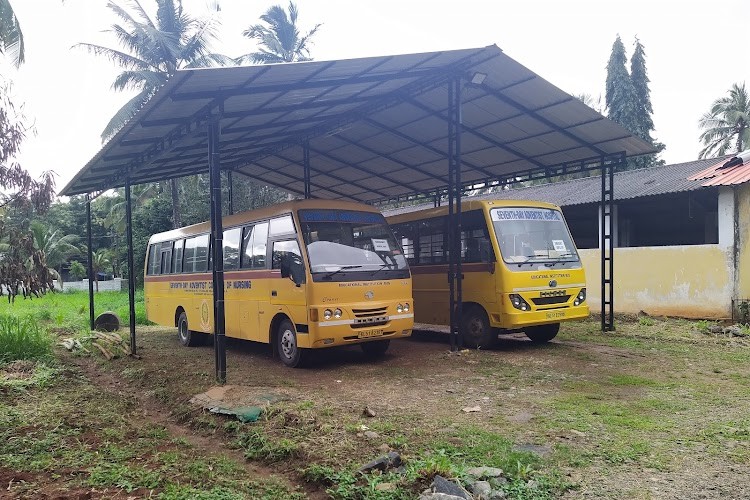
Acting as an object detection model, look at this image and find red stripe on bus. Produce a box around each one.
[144,269,281,282]
[409,262,493,275]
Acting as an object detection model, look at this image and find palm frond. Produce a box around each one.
[0,0,25,67]
[101,88,153,142]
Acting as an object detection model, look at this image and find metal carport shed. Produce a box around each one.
[60,44,654,382]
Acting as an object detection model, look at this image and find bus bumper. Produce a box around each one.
[495,305,589,329]
[305,314,413,348]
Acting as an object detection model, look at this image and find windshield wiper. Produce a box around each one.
[321,265,363,279]
[369,264,392,276]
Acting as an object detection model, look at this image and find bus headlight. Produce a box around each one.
[509,293,531,311]
[397,303,404,313]
[324,309,333,320]
[404,302,410,312]
[333,308,342,318]
[574,288,586,306]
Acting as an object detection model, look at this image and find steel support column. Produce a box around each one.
[303,140,311,199]
[600,157,615,331]
[86,199,95,330]
[448,77,463,350]
[208,115,227,383]
[452,77,463,349]
[125,177,137,354]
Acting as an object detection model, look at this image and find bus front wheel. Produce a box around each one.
[277,319,305,368]
[361,339,390,357]
[525,323,560,343]
[177,311,202,347]
[460,306,496,349]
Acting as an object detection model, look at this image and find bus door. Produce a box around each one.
[269,237,307,326]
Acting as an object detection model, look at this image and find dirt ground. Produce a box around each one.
[6,318,750,499]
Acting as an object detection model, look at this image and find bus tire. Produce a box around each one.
[277,319,305,368]
[177,311,201,347]
[460,305,496,349]
[525,323,560,343]
[360,339,390,357]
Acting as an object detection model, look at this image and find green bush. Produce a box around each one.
[0,315,54,363]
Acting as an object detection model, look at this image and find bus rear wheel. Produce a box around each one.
[277,319,305,368]
[361,339,390,357]
[177,311,203,347]
[460,306,496,349]
[525,323,560,343]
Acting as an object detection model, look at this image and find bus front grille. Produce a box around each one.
[352,307,388,318]
[531,295,571,306]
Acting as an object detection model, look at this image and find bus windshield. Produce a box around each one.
[299,209,409,282]
[491,207,579,265]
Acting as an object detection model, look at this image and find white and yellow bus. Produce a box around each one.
[144,200,413,367]
[386,199,588,347]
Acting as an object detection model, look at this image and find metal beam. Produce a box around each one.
[478,82,610,157]
[86,199,95,330]
[125,177,137,355]
[208,115,227,383]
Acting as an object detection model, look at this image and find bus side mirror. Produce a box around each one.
[280,254,305,287]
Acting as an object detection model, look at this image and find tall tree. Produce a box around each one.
[605,36,639,144]
[76,0,231,228]
[0,77,56,302]
[238,1,321,64]
[698,82,750,158]
[0,0,24,67]
[628,37,664,168]
[605,35,663,170]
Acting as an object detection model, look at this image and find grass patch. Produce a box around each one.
[0,290,152,335]
[0,314,54,363]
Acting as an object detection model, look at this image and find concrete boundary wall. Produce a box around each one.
[580,245,732,319]
[54,278,126,293]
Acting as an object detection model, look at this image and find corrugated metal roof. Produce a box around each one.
[383,156,725,217]
[688,151,750,186]
[60,45,654,199]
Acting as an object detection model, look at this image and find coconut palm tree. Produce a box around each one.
[77,0,230,141]
[238,1,321,64]
[0,0,24,67]
[699,82,750,159]
[29,221,80,290]
[91,249,112,293]
[76,0,232,228]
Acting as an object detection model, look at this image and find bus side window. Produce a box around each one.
[240,224,254,269]
[173,239,184,274]
[223,227,241,270]
[195,234,209,272]
[147,243,160,275]
[392,222,416,265]
[269,215,294,236]
[160,242,173,274]
[252,222,269,269]
[241,222,269,269]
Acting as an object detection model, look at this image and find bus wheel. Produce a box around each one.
[361,339,390,357]
[460,306,496,349]
[525,323,560,343]
[177,311,201,347]
[277,319,305,368]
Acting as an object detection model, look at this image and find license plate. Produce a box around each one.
[546,311,566,319]
[358,329,384,339]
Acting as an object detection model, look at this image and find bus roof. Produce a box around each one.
[383,199,562,224]
[148,199,383,244]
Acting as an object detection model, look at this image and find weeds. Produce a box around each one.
[0,314,53,363]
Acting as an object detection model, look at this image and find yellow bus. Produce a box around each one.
[386,199,588,347]
[144,200,413,367]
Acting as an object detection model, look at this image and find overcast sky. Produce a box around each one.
[6,0,750,194]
